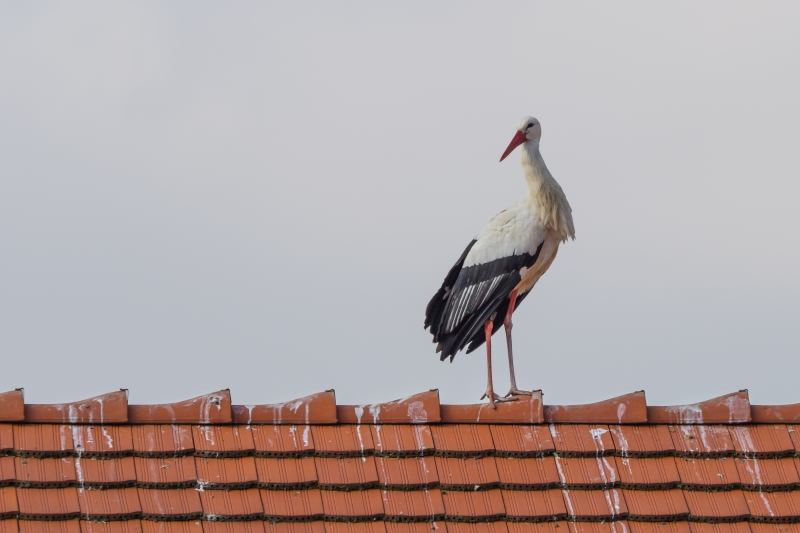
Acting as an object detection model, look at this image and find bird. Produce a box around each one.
[424,116,575,408]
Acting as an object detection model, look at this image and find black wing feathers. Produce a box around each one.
[424,239,476,339]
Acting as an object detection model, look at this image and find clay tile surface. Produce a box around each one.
[132,425,194,457]
[75,456,137,487]
[0,391,25,422]
[381,488,445,521]
[440,393,543,425]
[749,525,800,533]
[0,425,12,454]
[80,520,144,533]
[647,392,751,425]
[260,489,324,520]
[192,426,254,458]
[501,488,566,521]
[251,426,314,458]
[137,488,203,519]
[387,522,446,533]
[199,488,264,520]
[0,487,17,518]
[441,489,506,521]
[0,457,14,486]
[751,404,800,424]
[494,457,559,489]
[19,522,82,533]
[325,524,386,533]
[728,425,795,458]
[568,524,631,533]
[430,426,494,458]
[371,425,435,457]
[561,489,627,521]
[17,487,80,519]
[448,523,509,533]
[255,457,317,489]
[0,520,17,533]
[544,392,647,424]
[15,457,77,487]
[134,456,197,488]
[232,392,337,425]
[622,489,689,521]
[319,489,384,520]
[674,457,740,489]
[744,491,800,522]
[549,425,615,457]
[24,391,128,424]
[203,523,266,533]
[128,391,232,425]
[613,457,680,489]
[195,457,258,489]
[509,524,569,533]
[375,457,438,489]
[315,456,379,489]
[311,426,374,457]
[435,457,499,490]
[77,486,141,519]
[554,456,619,489]
[609,426,675,457]
[683,490,749,522]
[489,426,554,457]
[628,524,689,533]
[735,457,800,490]
[337,392,441,425]
[14,425,74,456]
[71,426,134,457]
[140,521,203,533]
[670,426,734,457]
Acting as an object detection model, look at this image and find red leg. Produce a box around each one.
[504,290,531,397]
[480,319,517,408]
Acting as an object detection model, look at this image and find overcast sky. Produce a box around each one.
[1,2,798,409]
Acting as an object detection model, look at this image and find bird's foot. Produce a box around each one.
[481,389,518,409]
[504,387,532,398]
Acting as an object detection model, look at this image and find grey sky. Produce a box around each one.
[1,2,798,408]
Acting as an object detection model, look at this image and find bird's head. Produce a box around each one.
[499,116,541,162]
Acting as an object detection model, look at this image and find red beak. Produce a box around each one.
[499,130,528,162]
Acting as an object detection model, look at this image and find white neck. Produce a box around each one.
[520,139,575,241]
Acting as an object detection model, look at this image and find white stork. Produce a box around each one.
[425,116,575,408]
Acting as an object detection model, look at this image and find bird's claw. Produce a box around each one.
[504,388,532,398]
[480,390,518,409]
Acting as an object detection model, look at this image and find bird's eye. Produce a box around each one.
[527,123,534,128]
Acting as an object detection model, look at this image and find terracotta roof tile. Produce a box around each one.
[17,487,80,520]
[231,391,337,425]
[0,457,14,487]
[670,426,734,458]
[621,489,689,521]
[682,490,750,522]
[627,523,689,533]
[553,457,619,489]
[131,426,194,458]
[744,491,800,522]
[448,522,508,533]
[549,426,615,457]
[255,458,317,489]
[375,457,438,489]
[264,523,325,533]
[16,457,77,488]
[14,425,74,457]
[381,488,445,521]
[495,457,560,489]
[728,426,795,458]
[24,392,128,424]
[440,393,543,425]
[434,457,499,490]
[195,457,258,489]
[203,522,266,533]
[311,426,374,458]
[137,488,203,520]
[134,457,197,488]
[325,523,386,533]
[560,489,627,521]
[0,391,25,423]
[687,523,751,533]
[613,457,680,489]
[674,458,740,490]
[76,457,137,488]
[198,488,263,520]
[749,524,800,533]
[260,489,324,521]
[647,392,752,425]
[567,523,631,533]
[80,520,143,533]
[252,426,314,458]
[76,486,141,520]
[0,487,17,519]
[0,520,16,533]
[609,426,675,458]
[751,405,800,424]
[319,489,384,520]
[501,488,567,521]
[315,457,379,490]
[0,426,14,454]
[544,393,648,425]
[370,425,435,457]
[430,426,494,458]
[735,458,800,490]
[508,524,570,533]
[192,427,254,458]
[386,523,443,533]
[489,426,554,458]
[441,489,506,521]
[337,392,441,425]
[140,520,203,533]
[128,391,232,425]
[71,426,134,457]
[18,521,81,533]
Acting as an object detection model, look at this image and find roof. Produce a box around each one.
[1,388,800,533]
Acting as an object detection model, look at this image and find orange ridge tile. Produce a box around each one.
[609,426,675,458]
[622,489,689,521]
[561,489,628,521]
[554,456,619,489]
[440,392,543,425]
[133,457,197,489]
[254,457,318,490]
[434,457,500,490]
[192,426,255,458]
[0,457,14,487]
[371,425,435,458]
[670,426,735,458]
[682,490,750,522]
[544,393,647,425]
[375,457,439,490]
[381,488,445,522]
[744,491,800,522]
[195,457,258,490]
[501,489,567,522]
[311,426,374,458]
[260,489,324,521]
[140,521,203,533]
[315,456,380,490]
[735,458,800,491]
[614,457,680,490]
[489,426,555,458]
[75,457,137,488]
[752,405,800,424]
[0,487,17,519]
[19,521,81,533]
[430,426,494,458]
[80,520,143,533]
[441,489,506,522]
[199,488,264,521]
[15,457,77,488]
[24,391,128,424]
[137,488,203,520]
[204,522,266,533]
[319,489,384,521]
[252,426,314,458]
[337,392,441,425]
[647,392,751,425]
[728,426,795,458]
[128,391,232,425]
[674,457,740,490]
[131,425,194,458]
[13,425,74,457]
[77,486,141,520]
[448,522,509,533]
[232,391,337,425]
[549,425,616,457]
[495,457,560,490]
[0,391,24,423]
[17,487,80,520]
